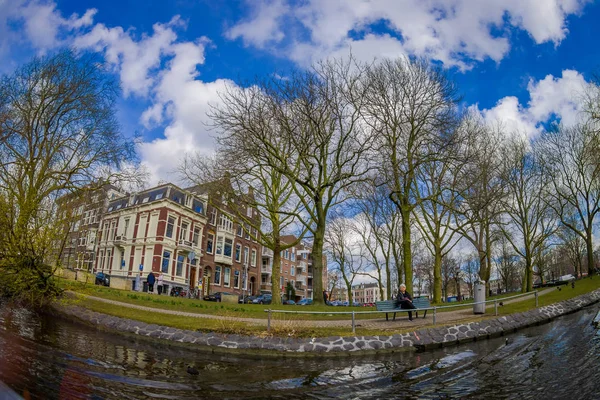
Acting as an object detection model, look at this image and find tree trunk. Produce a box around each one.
[401,207,413,293]
[270,241,282,305]
[433,244,442,304]
[586,230,595,276]
[311,221,326,305]
[385,262,391,300]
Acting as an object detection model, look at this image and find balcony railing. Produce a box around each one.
[113,235,126,247]
[214,253,233,265]
[177,239,194,254]
[262,248,274,257]
[217,224,234,235]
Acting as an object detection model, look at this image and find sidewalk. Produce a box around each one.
[73,288,554,331]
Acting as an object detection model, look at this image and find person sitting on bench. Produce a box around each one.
[395,283,417,321]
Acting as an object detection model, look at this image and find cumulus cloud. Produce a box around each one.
[0,0,96,55]
[473,69,590,137]
[226,0,589,68]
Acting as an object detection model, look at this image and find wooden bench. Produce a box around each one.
[375,298,431,321]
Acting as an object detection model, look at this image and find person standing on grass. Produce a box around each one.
[147,271,155,293]
[157,273,164,295]
[323,290,329,305]
[395,283,417,321]
[135,273,141,292]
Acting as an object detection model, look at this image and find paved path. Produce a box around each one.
[73,288,554,331]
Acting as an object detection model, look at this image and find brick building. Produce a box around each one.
[186,182,262,298]
[260,235,327,301]
[94,183,208,291]
[57,183,124,272]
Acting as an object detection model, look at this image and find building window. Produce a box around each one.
[218,213,233,232]
[105,249,111,270]
[291,266,295,276]
[162,251,171,273]
[224,238,233,258]
[180,222,188,241]
[214,265,221,285]
[210,209,217,225]
[99,250,104,270]
[176,255,184,277]
[291,250,295,261]
[142,196,149,203]
[216,235,224,255]
[284,249,289,260]
[123,218,130,237]
[280,276,284,288]
[235,243,242,262]
[234,270,240,288]
[224,267,231,287]
[119,252,125,269]
[206,233,214,254]
[244,224,250,240]
[193,227,201,247]
[166,216,175,238]
[247,206,252,217]
[251,249,257,267]
[236,224,243,237]
[243,246,249,265]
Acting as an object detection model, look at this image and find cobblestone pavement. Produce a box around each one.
[74,288,554,331]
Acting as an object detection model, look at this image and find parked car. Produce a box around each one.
[296,299,313,306]
[203,292,238,302]
[252,294,272,304]
[283,299,296,305]
[94,272,110,286]
[238,294,257,304]
[559,274,576,282]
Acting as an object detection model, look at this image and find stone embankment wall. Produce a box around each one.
[56,289,600,355]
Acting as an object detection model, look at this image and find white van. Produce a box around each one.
[559,274,576,282]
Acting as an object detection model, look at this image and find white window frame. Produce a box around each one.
[214,265,222,285]
[251,249,257,267]
[223,267,231,287]
[206,233,214,254]
[235,243,242,263]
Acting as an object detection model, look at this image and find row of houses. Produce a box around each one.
[58,181,324,300]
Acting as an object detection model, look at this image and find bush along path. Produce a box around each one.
[54,287,600,355]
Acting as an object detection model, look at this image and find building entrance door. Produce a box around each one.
[190,267,196,290]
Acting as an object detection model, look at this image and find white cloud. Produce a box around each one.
[73,16,182,98]
[527,69,587,127]
[227,0,589,68]
[473,69,590,137]
[225,0,289,48]
[0,0,97,54]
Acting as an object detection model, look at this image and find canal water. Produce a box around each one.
[1,304,599,399]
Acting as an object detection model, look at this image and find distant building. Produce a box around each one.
[94,183,208,291]
[331,282,386,304]
[260,236,327,301]
[186,181,262,298]
[57,183,124,272]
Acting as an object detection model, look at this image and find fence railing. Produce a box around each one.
[264,290,539,333]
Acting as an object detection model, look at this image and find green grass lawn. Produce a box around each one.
[56,278,381,320]
[55,275,600,338]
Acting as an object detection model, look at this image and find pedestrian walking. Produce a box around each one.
[147,271,155,293]
[157,273,164,295]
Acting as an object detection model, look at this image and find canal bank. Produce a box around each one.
[53,287,600,356]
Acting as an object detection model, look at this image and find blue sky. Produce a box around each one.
[1,0,599,183]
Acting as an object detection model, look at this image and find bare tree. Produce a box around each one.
[495,235,520,292]
[0,50,136,305]
[360,57,461,295]
[499,135,557,291]
[414,138,464,303]
[209,58,373,304]
[451,115,506,290]
[325,215,364,304]
[537,122,600,276]
[350,178,401,299]
[461,254,479,299]
[556,223,586,278]
[181,143,306,305]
